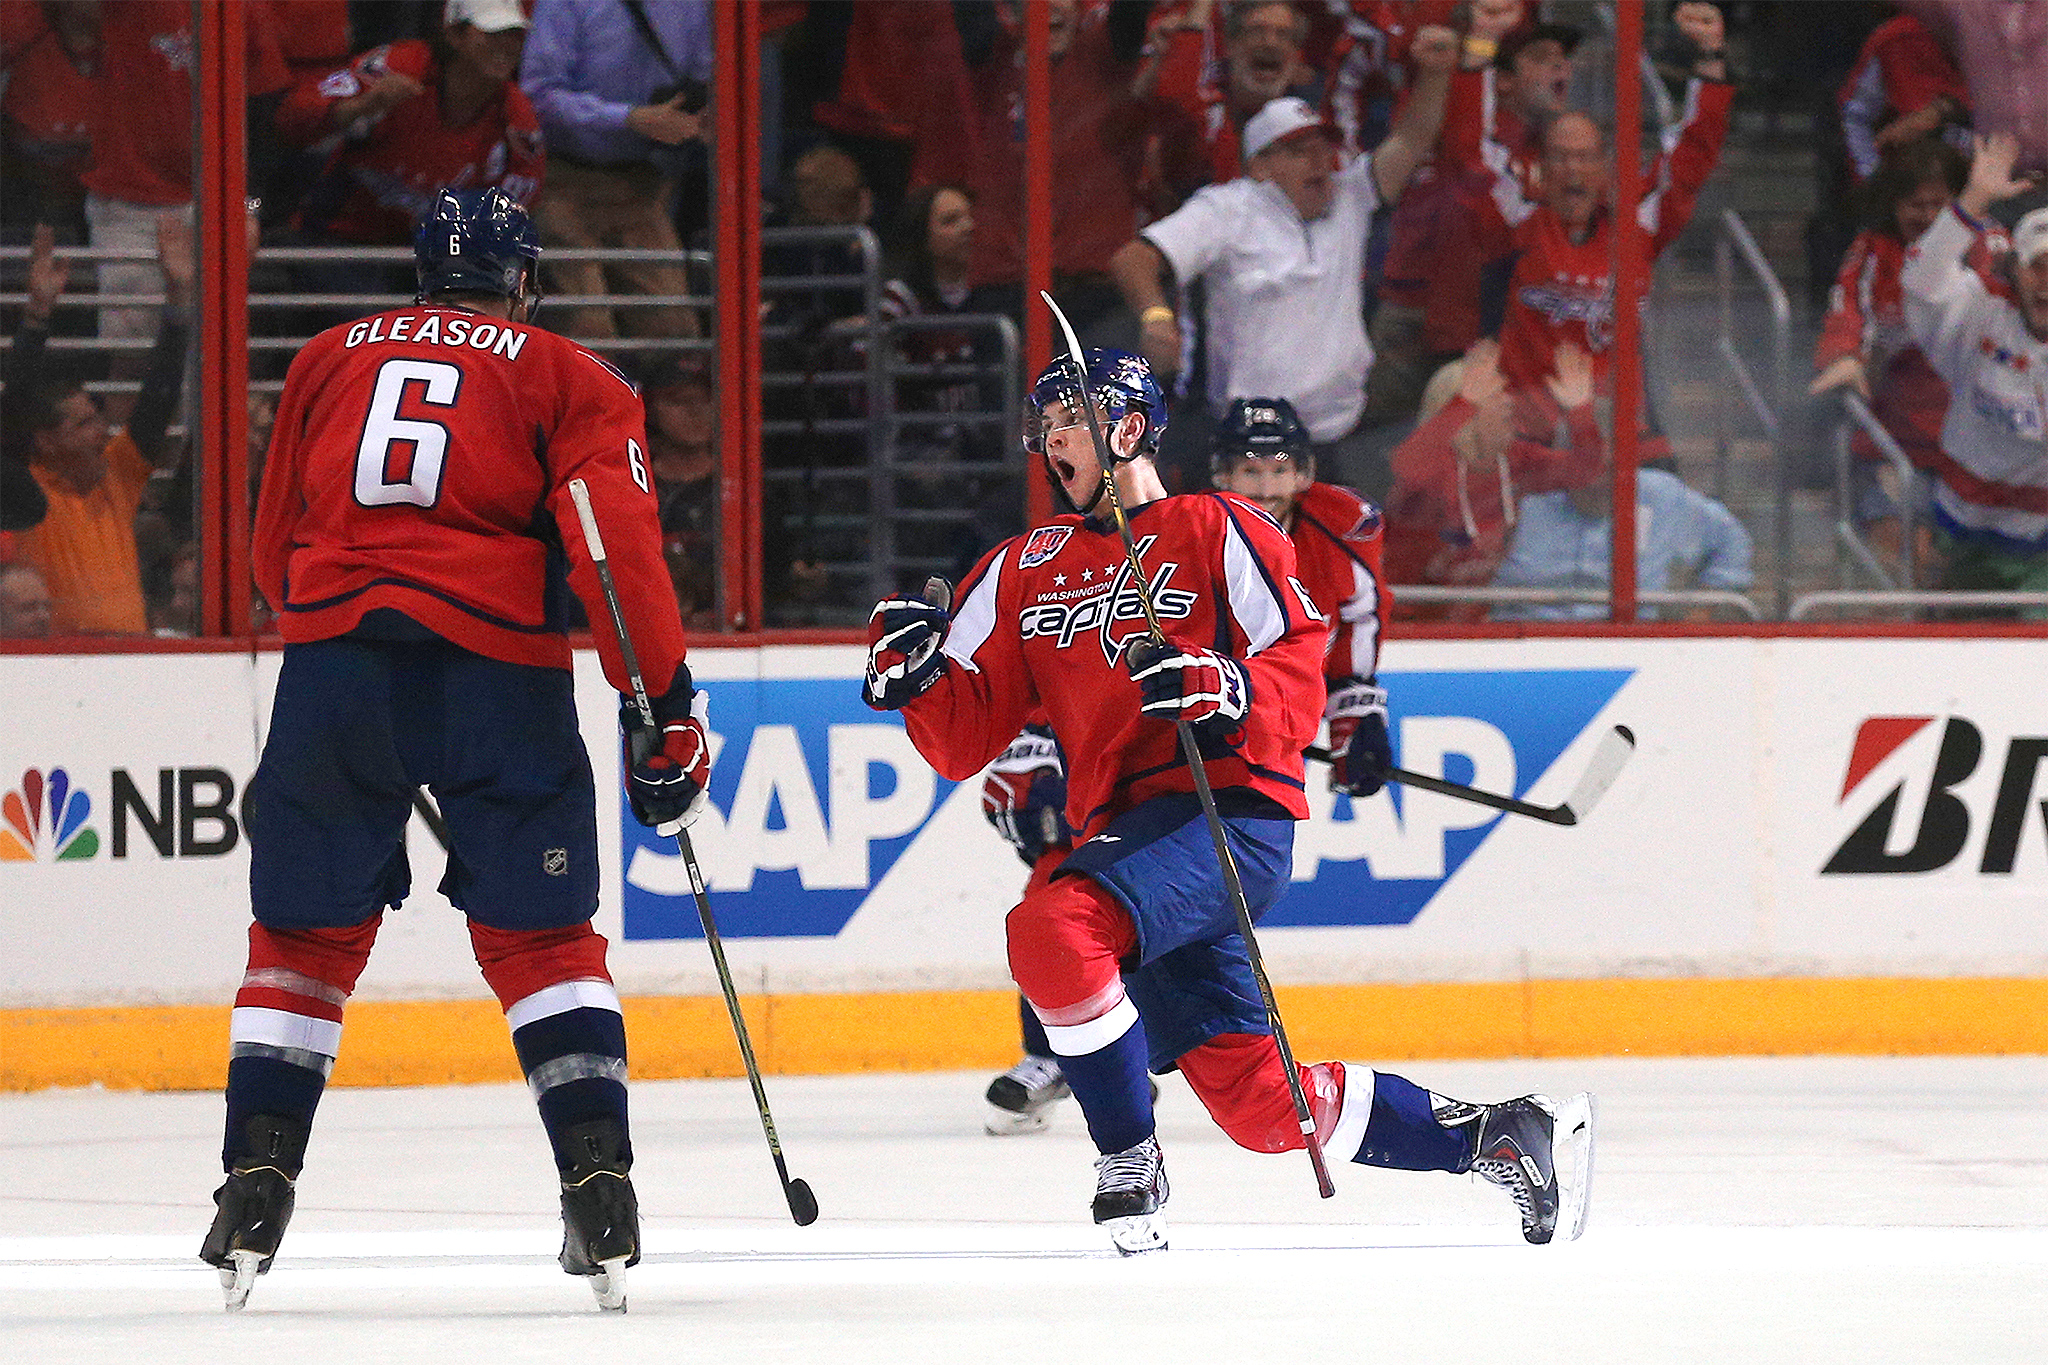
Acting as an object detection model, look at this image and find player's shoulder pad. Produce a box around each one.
[1299,481,1383,543]
[571,343,641,396]
[1205,489,1286,535]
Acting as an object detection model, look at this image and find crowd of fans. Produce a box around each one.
[7,0,2048,638]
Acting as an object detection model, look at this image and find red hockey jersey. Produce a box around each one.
[904,492,1326,839]
[1289,482,1387,682]
[254,306,689,699]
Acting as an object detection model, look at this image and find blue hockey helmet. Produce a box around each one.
[414,187,541,312]
[1212,396,1312,471]
[1025,348,1168,461]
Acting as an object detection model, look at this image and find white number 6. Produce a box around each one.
[354,359,462,507]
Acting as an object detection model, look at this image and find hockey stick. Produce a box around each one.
[566,478,820,1228]
[1041,294,1335,1200]
[1307,724,1636,827]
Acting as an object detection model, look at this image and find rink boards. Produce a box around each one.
[5,637,2048,1088]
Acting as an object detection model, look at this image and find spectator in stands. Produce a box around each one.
[1370,5,1578,434]
[1809,137,1970,577]
[2,218,191,635]
[1902,1,2048,186]
[1144,0,1318,185]
[78,1,287,417]
[1901,131,2048,615]
[879,184,1009,459]
[1110,30,1458,500]
[146,540,200,638]
[1838,9,1970,187]
[1381,340,1604,612]
[0,562,54,639]
[1479,3,1733,394]
[520,0,711,343]
[273,0,543,325]
[806,0,984,216]
[0,0,100,245]
[961,0,1202,347]
[638,354,719,629]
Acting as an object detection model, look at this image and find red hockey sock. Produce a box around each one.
[1177,1032,1354,1156]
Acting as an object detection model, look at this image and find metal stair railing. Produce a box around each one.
[1711,206,1792,615]
[1832,389,1922,590]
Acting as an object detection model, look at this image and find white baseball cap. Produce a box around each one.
[445,0,528,32]
[2015,207,2048,268]
[1242,96,1335,161]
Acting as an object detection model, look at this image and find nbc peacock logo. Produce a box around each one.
[1,767,100,862]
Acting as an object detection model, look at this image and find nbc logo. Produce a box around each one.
[1,768,99,862]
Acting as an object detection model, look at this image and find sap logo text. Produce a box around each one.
[1823,716,2048,874]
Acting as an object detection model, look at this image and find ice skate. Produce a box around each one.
[1092,1134,1168,1255]
[557,1119,640,1311]
[1467,1093,1595,1244]
[984,1054,1071,1135]
[198,1114,308,1311]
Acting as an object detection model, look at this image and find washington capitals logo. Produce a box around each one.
[1098,537,1196,666]
[0,768,100,862]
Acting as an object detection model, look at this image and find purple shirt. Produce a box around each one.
[1904,0,2048,172]
[519,0,712,167]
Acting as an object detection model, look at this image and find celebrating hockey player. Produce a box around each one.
[1209,396,1393,799]
[201,188,710,1311]
[866,348,1593,1254]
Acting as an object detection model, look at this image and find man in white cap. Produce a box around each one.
[1902,131,2048,614]
[1109,27,1458,499]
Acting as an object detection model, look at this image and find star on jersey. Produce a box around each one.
[1054,574,1067,585]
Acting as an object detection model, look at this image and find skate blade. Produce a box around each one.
[1102,1212,1168,1256]
[983,1102,1054,1136]
[220,1250,262,1312]
[590,1256,629,1312]
[1552,1091,1596,1243]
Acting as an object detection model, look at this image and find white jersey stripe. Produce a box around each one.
[1340,560,1380,677]
[1221,514,1289,657]
[1325,1065,1378,1163]
[505,978,621,1032]
[943,549,1005,671]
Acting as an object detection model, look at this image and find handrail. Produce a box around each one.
[1712,207,1793,617]
[1789,590,2048,620]
[1836,389,1922,588]
[1392,584,1765,620]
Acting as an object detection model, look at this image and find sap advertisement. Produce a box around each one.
[9,637,2048,1006]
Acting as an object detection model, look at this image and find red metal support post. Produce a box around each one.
[1023,0,1054,527]
[196,0,251,639]
[1610,1,1645,623]
[715,0,763,631]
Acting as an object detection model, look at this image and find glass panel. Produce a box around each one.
[0,0,207,642]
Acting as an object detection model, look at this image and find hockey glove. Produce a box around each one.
[622,686,712,833]
[1326,678,1391,797]
[982,725,1073,864]
[1123,637,1250,727]
[863,579,952,710]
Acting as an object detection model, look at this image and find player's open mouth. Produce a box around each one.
[1053,456,1078,483]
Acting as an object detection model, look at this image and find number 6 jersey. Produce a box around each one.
[253,305,689,695]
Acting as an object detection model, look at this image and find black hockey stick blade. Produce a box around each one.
[1310,724,1635,826]
[785,1176,819,1226]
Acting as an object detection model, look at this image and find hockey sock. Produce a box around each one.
[1018,995,1054,1059]
[1354,1070,1474,1173]
[472,922,631,1173]
[221,917,380,1171]
[1039,995,1153,1155]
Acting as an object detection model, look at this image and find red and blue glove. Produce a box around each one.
[1326,677,1391,797]
[1123,637,1250,727]
[623,676,711,832]
[863,578,952,710]
[982,725,1073,864]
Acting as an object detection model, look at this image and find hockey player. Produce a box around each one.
[866,348,1592,1254]
[201,188,709,1312]
[1208,396,1392,800]
[980,396,1390,1132]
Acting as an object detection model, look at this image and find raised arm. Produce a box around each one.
[1370,25,1458,204]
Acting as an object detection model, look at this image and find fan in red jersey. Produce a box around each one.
[204,188,703,1314]
[867,348,1594,1255]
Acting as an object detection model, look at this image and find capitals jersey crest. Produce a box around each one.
[1017,525,1074,569]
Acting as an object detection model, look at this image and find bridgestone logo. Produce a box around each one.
[1823,717,2048,875]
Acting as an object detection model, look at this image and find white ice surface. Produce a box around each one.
[5,1056,2048,1363]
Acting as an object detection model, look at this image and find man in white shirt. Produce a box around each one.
[1109,28,1456,498]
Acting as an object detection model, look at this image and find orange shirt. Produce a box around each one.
[21,434,151,634]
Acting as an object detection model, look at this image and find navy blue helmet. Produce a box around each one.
[1025,348,1168,461]
[414,187,541,312]
[1212,396,1311,471]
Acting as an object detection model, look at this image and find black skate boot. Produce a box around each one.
[1457,1092,1596,1245]
[1091,1134,1168,1255]
[199,1113,309,1311]
[557,1118,640,1311]
[984,1055,1071,1135]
